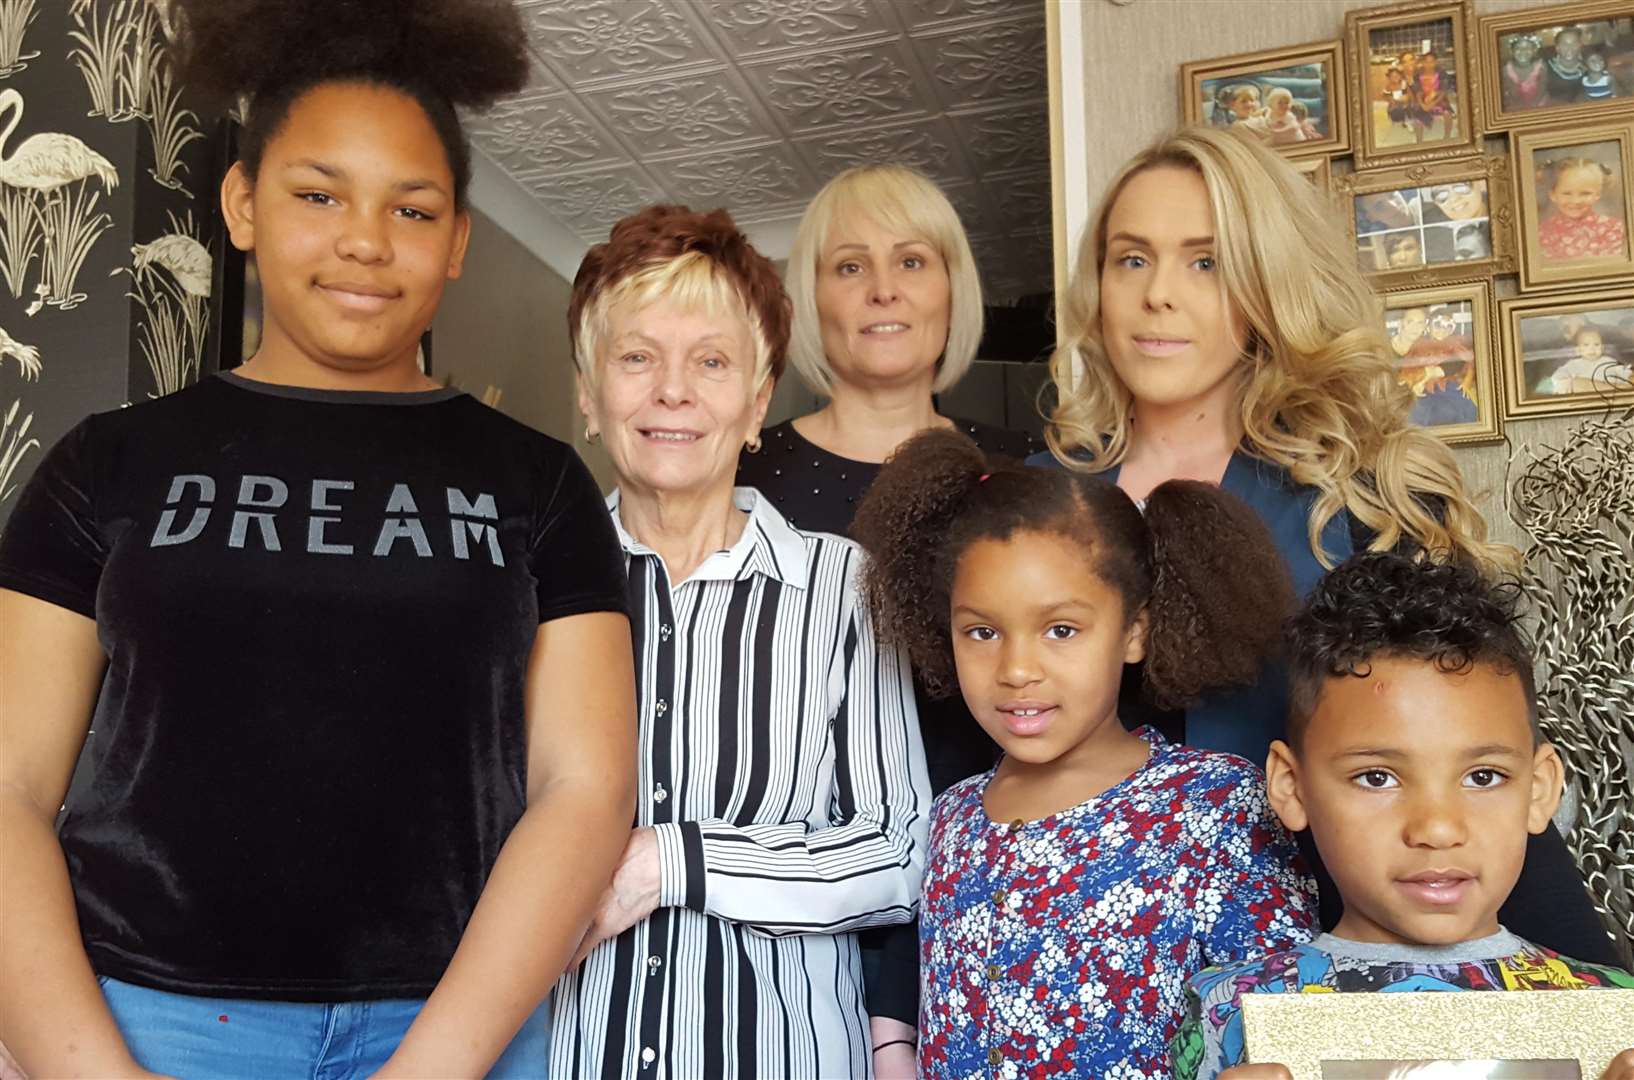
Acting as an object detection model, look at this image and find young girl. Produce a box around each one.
[0,2,636,1077]
[1259,87,1305,145]
[1581,51,1614,100]
[852,430,1317,1077]
[1537,156,1627,260]
[1411,52,1455,140]
[1500,33,1550,112]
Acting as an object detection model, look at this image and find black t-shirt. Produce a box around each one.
[0,373,628,1001]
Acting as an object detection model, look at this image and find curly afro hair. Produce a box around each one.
[1285,552,1537,749]
[171,0,529,207]
[851,429,1295,710]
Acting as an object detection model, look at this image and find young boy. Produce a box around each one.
[1169,553,1634,1080]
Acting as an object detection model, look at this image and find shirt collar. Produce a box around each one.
[606,486,810,589]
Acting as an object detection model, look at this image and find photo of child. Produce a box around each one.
[1497,19,1633,116]
[1199,61,1334,146]
[1533,143,1628,261]
[1518,305,1634,400]
[1385,302,1479,428]
[1353,181,1493,274]
[1366,18,1461,150]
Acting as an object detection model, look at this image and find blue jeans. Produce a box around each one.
[99,976,550,1079]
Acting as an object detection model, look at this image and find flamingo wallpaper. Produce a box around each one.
[0,0,220,530]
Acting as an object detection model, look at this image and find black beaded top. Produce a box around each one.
[735,417,1043,538]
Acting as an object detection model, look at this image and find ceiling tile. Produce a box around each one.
[897,0,1041,31]
[911,19,1048,110]
[794,117,960,185]
[740,40,925,134]
[516,163,668,240]
[945,104,1050,175]
[468,94,625,177]
[520,0,721,87]
[659,144,818,212]
[580,70,777,157]
[985,168,1053,234]
[694,0,894,58]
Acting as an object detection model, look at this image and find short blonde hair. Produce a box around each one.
[568,205,789,390]
[785,164,983,397]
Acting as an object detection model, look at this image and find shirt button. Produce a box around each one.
[1009,818,1025,833]
[647,955,662,972]
[812,459,820,467]
[660,624,672,641]
[655,699,668,715]
[986,962,1001,980]
[812,487,821,495]
[641,1046,656,1065]
[988,1048,1003,1065]
[653,783,667,804]
[992,888,1007,907]
[773,468,782,477]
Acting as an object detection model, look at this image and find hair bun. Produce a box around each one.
[172,0,529,110]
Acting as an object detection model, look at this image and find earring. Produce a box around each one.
[585,427,599,444]
[745,434,762,453]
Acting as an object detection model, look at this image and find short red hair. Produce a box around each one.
[568,205,790,385]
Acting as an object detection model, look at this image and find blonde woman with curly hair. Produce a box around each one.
[1032,125,1620,967]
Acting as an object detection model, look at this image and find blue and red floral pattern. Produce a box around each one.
[917,728,1316,1079]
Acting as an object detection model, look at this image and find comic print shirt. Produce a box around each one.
[1172,929,1634,1079]
[917,728,1317,1080]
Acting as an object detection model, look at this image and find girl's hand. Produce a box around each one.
[569,828,661,969]
[1220,1067,1293,1080]
[1600,1049,1634,1080]
[870,1016,917,1080]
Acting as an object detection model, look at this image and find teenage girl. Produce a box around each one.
[852,429,1318,1077]
[0,2,636,1076]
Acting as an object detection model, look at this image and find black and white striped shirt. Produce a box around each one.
[550,488,931,1079]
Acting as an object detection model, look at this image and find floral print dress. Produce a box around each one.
[917,729,1316,1080]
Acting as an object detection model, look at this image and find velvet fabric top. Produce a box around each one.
[0,373,628,1001]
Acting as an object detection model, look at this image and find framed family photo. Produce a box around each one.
[1499,287,1634,419]
[1479,0,1634,133]
[1379,281,1502,444]
[1346,0,1483,170]
[1338,155,1515,289]
[1239,990,1634,1079]
[1511,119,1634,291]
[1181,41,1351,158]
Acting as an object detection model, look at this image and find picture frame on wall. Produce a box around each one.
[1499,286,1634,420]
[1380,280,1503,445]
[1345,0,1483,170]
[1336,154,1515,290]
[1180,41,1350,158]
[1295,155,1334,196]
[1478,0,1634,134]
[1511,119,1634,292]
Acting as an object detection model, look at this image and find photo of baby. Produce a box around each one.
[1518,306,1634,400]
[1532,142,1629,261]
[1355,180,1492,274]
[1385,301,1480,428]
[1365,17,1461,150]
[1498,19,1632,114]
[1200,61,1333,147]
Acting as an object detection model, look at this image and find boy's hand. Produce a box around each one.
[1220,1067,1294,1080]
[1600,1049,1634,1080]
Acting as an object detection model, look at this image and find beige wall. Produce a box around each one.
[434,207,619,491]
[1065,0,1591,551]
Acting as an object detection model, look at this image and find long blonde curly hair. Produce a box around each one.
[1046,126,1515,574]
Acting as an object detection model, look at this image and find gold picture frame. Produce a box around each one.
[1380,280,1503,445]
[1346,0,1483,170]
[1180,41,1351,159]
[1297,155,1334,197]
[1512,119,1634,292]
[1241,990,1634,1079]
[1338,154,1516,290]
[1499,286,1634,420]
[1478,0,1634,134]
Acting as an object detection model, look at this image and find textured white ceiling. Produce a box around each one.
[468,0,1052,303]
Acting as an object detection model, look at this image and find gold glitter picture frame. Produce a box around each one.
[1240,990,1634,1078]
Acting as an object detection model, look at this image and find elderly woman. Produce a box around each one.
[550,204,931,1079]
[736,163,1036,1076]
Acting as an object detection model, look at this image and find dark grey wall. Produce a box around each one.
[0,0,220,530]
